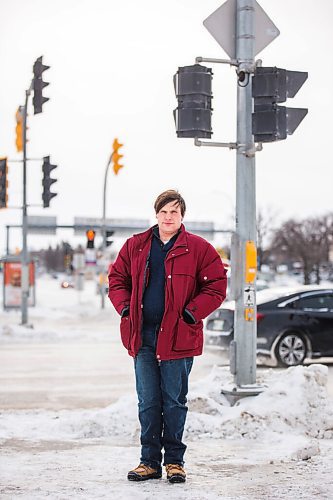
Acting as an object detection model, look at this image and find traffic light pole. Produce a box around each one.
[174,0,306,401]
[21,87,32,325]
[232,0,257,387]
[101,152,114,309]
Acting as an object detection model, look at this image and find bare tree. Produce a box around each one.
[270,215,333,284]
[257,207,277,267]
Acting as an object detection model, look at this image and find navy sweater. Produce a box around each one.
[142,227,178,327]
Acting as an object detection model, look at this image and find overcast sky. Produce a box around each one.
[0,0,332,252]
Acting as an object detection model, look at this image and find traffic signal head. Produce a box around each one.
[86,229,96,249]
[0,158,8,209]
[252,67,308,142]
[33,56,50,114]
[173,64,213,138]
[15,107,24,152]
[112,138,124,175]
[42,156,57,208]
[106,230,114,247]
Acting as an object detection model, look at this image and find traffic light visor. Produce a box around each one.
[113,139,123,151]
[113,152,123,163]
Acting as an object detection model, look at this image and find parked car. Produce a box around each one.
[204,285,333,367]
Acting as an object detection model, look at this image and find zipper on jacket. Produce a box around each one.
[156,247,185,357]
[139,250,150,349]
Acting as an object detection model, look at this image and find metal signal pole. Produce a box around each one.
[21,86,32,325]
[101,152,114,310]
[232,0,257,386]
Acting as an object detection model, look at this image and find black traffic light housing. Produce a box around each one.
[86,230,96,249]
[0,158,8,209]
[173,64,213,138]
[33,56,50,115]
[252,67,308,142]
[106,230,114,247]
[42,156,57,208]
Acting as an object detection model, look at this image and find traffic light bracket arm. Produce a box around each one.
[195,56,239,67]
[196,55,260,72]
[194,138,237,149]
[193,57,263,155]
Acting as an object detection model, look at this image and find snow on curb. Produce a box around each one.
[1,364,332,464]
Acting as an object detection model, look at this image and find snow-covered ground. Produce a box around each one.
[1,275,333,499]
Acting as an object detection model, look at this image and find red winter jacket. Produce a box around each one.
[108,224,227,360]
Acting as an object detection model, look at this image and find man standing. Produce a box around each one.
[108,190,227,483]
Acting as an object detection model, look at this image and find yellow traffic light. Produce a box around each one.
[86,229,96,249]
[15,107,24,152]
[112,138,124,175]
[86,229,96,241]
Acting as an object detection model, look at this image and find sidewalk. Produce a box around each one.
[1,434,333,499]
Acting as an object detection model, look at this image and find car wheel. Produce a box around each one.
[275,332,307,367]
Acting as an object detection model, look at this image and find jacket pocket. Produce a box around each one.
[173,317,202,352]
[171,272,196,303]
[120,316,131,349]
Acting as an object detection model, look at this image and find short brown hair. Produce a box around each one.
[154,190,186,217]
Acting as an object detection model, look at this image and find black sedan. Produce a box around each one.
[204,285,333,367]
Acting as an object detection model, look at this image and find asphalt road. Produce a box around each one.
[0,336,332,410]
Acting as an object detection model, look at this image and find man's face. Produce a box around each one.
[156,201,183,238]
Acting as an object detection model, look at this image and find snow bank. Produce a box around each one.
[0,278,119,342]
[186,364,333,440]
[0,322,112,343]
[1,365,332,454]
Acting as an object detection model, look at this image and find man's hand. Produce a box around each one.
[121,306,130,317]
[182,308,196,324]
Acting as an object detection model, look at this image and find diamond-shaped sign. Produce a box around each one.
[203,0,280,59]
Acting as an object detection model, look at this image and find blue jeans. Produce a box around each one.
[134,325,193,470]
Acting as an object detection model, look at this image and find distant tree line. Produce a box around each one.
[31,241,74,273]
[29,214,333,285]
[258,211,333,284]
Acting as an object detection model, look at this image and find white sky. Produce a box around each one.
[0,0,332,252]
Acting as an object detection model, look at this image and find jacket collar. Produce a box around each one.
[134,223,188,249]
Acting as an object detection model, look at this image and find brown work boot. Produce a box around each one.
[127,463,162,481]
[165,464,186,483]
